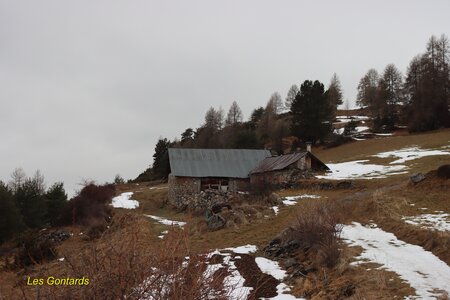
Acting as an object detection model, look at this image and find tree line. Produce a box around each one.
[137,75,344,181]
[357,34,450,132]
[136,34,449,181]
[0,168,67,243]
[0,168,124,244]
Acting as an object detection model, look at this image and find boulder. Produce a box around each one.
[410,173,426,184]
[207,214,225,230]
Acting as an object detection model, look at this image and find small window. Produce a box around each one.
[201,178,229,191]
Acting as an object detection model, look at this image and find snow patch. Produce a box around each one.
[223,244,257,254]
[158,230,169,239]
[342,222,450,299]
[375,133,393,136]
[223,260,253,300]
[265,283,305,299]
[255,257,305,299]
[334,128,345,135]
[282,194,321,206]
[317,160,408,180]
[355,126,369,132]
[255,257,287,280]
[336,115,370,121]
[111,192,139,209]
[403,213,450,232]
[149,186,167,190]
[204,249,253,299]
[373,146,450,164]
[272,206,280,215]
[144,215,186,227]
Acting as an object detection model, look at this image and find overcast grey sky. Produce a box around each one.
[1,0,449,196]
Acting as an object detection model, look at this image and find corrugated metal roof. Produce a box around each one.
[168,148,272,178]
[251,152,308,174]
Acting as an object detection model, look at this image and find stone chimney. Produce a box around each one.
[306,142,312,153]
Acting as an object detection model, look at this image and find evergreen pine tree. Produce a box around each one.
[152,138,172,179]
[15,175,47,229]
[0,181,25,243]
[290,80,333,144]
[45,182,68,226]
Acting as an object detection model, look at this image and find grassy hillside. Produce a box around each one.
[1,129,449,299]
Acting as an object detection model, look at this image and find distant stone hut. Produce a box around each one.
[168,148,271,208]
[250,147,329,186]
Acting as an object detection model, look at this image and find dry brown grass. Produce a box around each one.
[1,214,232,300]
[314,128,450,163]
[333,177,450,266]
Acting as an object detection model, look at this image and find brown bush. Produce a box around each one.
[59,184,115,227]
[437,164,450,179]
[249,180,274,197]
[16,214,231,300]
[14,231,57,267]
[85,220,108,240]
[291,202,343,268]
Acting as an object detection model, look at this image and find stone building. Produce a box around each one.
[250,146,329,186]
[168,148,271,209]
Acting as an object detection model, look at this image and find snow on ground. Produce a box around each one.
[334,128,345,135]
[111,192,140,209]
[208,246,301,299]
[336,115,370,122]
[223,244,257,254]
[282,194,321,206]
[355,126,369,132]
[402,213,450,232]
[255,257,305,300]
[342,222,450,299]
[222,255,253,300]
[272,206,280,215]
[317,160,408,180]
[149,186,167,190]
[144,214,186,227]
[318,145,449,180]
[271,195,321,215]
[158,230,169,239]
[375,133,393,136]
[255,257,287,280]
[204,249,254,299]
[373,146,450,164]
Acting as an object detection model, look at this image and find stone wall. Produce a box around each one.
[168,176,249,212]
[168,175,200,208]
[250,169,312,186]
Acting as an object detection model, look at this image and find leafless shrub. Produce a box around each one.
[13,230,57,267]
[59,184,115,227]
[17,214,232,300]
[291,202,343,268]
